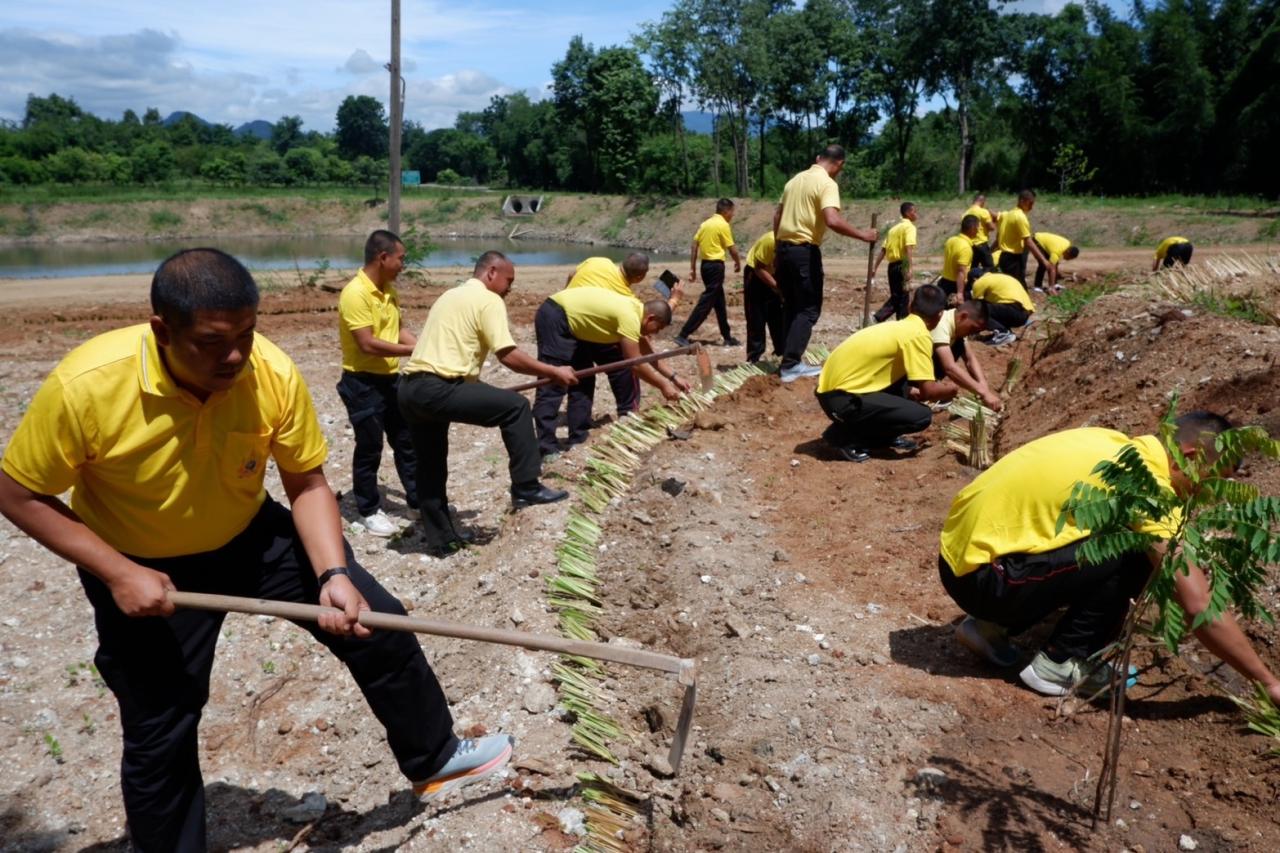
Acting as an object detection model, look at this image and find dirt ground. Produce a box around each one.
[0,250,1278,852]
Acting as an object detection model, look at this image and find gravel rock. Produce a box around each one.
[557,807,587,837]
[522,683,557,714]
[282,791,327,823]
[1179,835,1198,851]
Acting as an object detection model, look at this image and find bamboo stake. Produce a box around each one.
[861,212,880,327]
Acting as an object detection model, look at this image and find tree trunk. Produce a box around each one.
[758,112,767,197]
[712,114,721,196]
[674,106,690,195]
[957,99,970,196]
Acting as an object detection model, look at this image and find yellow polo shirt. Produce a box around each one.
[693,214,735,262]
[931,309,961,347]
[974,273,1035,312]
[549,287,644,345]
[746,231,776,271]
[964,203,995,243]
[1,325,327,559]
[402,279,516,380]
[996,207,1032,254]
[941,235,974,281]
[338,269,403,375]
[1036,232,1072,265]
[817,314,935,395]
[940,428,1179,576]
[883,218,917,263]
[1155,236,1190,261]
[567,257,638,303]
[777,164,842,246]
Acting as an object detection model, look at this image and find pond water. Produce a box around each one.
[0,236,682,279]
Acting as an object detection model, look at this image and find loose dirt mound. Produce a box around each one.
[1,266,1278,851]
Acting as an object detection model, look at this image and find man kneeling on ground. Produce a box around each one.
[816,284,957,462]
[938,415,1280,701]
[969,271,1035,346]
[0,249,514,851]
[931,301,1002,413]
[399,251,578,557]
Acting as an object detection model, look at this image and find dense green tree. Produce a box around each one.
[271,115,304,155]
[335,95,389,160]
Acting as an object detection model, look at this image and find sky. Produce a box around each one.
[0,0,1084,134]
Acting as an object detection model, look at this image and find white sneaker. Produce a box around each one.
[359,510,399,537]
[989,330,1017,346]
[780,363,823,383]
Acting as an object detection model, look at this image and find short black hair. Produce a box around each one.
[151,248,260,329]
[1064,246,1080,260]
[910,284,947,322]
[819,144,846,163]
[972,192,986,203]
[958,299,989,327]
[1174,410,1233,460]
[364,229,403,264]
[622,252,650,281]
[960,214,980,232]
[715,197,735,214]
[643,299,673,327]
[1018,188,1037,203]
[900,201,916,217]
[474,250,509,277]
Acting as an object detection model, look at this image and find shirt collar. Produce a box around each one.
[136,326,256,401]
[358,268,394,300]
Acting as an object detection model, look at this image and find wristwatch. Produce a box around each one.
[317,567,350,587]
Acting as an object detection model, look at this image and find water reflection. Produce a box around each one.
[0,236,681,279]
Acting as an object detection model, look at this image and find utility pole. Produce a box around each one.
[388,0,402,233]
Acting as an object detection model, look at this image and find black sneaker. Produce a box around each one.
[511,483,569,509]
[836,446,871,463]
[426,539,468,559]
[891,436,919,452]
[722,336,741,347]
[673,335,692,347]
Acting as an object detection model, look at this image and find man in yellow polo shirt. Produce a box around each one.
[399,251,577,555]
[533,287,682,456]
[566,252,689,423]
[964,192,999,274]
[1152,236,1193,270]
[743,230,784,363]
[677,198,741,347]
[337,229,419,537]
[938,415,1280,701]
[972,271,1035,345]
[872,201,919,322]
[773,144,879,383]
[996,189,1050,289]
[0,249,515,850]
[931,301,1002,413]
[1031,231,1079,292]
[815,284,956,462]
[939,214,980,300]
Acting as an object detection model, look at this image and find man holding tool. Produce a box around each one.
[995,189,1050,289]
[872,201,919,322]
[399,251,577,556]
[773,144,879,383]
[336,229,419,537]
[742,230,785,363]
[0,248,515,852]
[676,197,740,347]
[533,287,683,456]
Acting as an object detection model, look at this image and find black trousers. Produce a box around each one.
[816,380,932,450]
[986,302,1031,334]
[743,265,785,362]
[679,259,731,340]
[875,260,909,322]
[1163,242,1194,267]
[932,340,966,380]
[82,499,456,853]
[938,540,1150,661]
[577,340,640,417]
[336,371,419,516]
[971,243,996,277]
[1031,240,1054,291]
[998,248,1028,287]
[533,299,597,455]
[777,242,824,370]
[398,372,541,546]
[938,276,958,299]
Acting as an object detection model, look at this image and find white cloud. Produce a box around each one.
[341,49,383,75]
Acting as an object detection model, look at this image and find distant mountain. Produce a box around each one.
[681,111,714,134]
[235,120,274,140]
[162,110,212,127]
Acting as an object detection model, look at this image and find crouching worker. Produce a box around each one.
[0,249,514,852]
[938,415,1280,702]
[815,284,956,462]
[1153,236,1194,270]
[931,300,1003,413]
[399,251,578,557]
[970,271,1035,346]
[533,288,683,456]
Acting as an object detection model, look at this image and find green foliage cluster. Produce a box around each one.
[1059,406,1280,655]
[1044,278,1119,315]
[1190,289,1275,326]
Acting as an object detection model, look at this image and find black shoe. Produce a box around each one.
[674,335,692,347]
[836,446,871,463]
[511,483,569,509]
[891,436,919,452]
[426,539,467,559]
[722,336,741,347]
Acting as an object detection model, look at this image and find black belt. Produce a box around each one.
[404,371,465,385]
[779,240,814,247]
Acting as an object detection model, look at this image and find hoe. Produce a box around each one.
[507,343,715,394]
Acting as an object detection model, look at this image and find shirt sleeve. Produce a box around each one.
[1014,212,1031,242]
[616,302,642,342]
[478,298,517,353]
[338,285,375,331]
[720,220,735,249]
[905,224,917,247]
[0,371,88,496]
[819,179,841,211]
[904,332,936,382]
[957,241,973,268]
[269,362,329,473]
